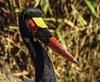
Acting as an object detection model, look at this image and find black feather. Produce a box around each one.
[19,8,56,82]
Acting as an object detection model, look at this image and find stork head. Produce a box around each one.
[19,8,78,64]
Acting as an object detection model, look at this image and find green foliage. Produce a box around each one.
[44,0,52,15]
[81,57,88,64]
[70,32,75,41]
[63,72,74,82]
[84,0,97,17]
[72,5,85,27]
[14,8,21,13]
[34,0,52,15]
[97,33,100,41]
[9,26,18,30]
[95,17,100,26]
[56,21,67,49]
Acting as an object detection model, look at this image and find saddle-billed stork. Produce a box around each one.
[19,8,78,82]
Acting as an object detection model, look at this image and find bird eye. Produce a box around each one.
[24,13,31,20]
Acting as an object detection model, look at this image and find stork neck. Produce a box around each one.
[23,38,56,82]
[33,41,56,82]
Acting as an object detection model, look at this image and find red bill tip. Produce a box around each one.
[48,36,79,64]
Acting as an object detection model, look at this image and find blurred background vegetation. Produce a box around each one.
[0,0,100,82]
